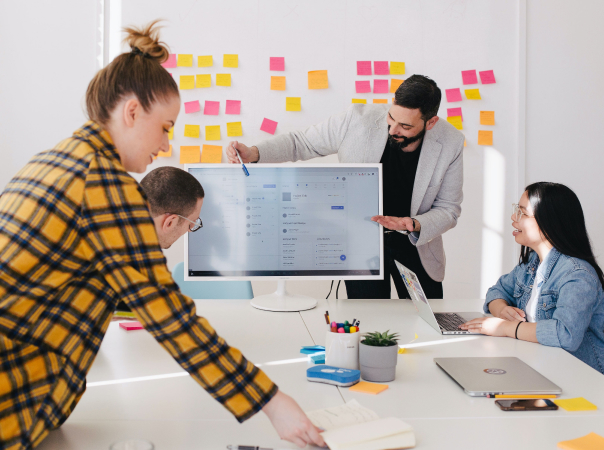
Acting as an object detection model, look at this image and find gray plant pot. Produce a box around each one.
[359,342,399,382]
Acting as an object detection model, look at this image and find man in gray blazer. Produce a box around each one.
[227,75,464,299]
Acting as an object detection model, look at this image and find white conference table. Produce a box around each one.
[38,298,604,450]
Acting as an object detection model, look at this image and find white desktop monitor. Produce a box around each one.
[184,163,383,312]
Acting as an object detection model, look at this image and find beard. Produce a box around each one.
[388,123,426,151]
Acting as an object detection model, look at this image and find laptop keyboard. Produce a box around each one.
[434,313,466,331]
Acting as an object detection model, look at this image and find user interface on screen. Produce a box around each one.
[186,165,381,277]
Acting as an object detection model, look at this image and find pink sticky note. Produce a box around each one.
[270,57,285,71]
[373,79,389,94]
[480,70,496,84]
[184,100,200,114]
[447,107,463,121]
[357,61,372,75]
[161,54,177,69]
[119,321,144,331]
[260,118,278,135]
[225,100,241,115]
[445,88,463,102]
[355,81,371,93]
[461,70,478,85]
[204,101,220,115]
[374,61,390,75]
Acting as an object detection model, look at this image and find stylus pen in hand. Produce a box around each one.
[231,142,250,176]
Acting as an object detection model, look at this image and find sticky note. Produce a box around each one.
[355,81,371,94]
[390,61,405,75]
[271,76,286,91]
[157,145,172,158]
[447,116,463,130]
[184,125,200,138]
[349,381,389,395]
[478,130,493,145]
[205,125,221,141]
[225,100,241,115]
[447,107,463,121]
[180,146,201,164]
[480,70,496,84]
[119,321,144,331]
[198,55,213,67]
[558,432,604,450]
[374,61,389,75]
[462,70,478,85]
[446,88,462,102]
[465,89,481,100]
[373,99,388,104]
[270,57,285,71]
[480,111,495,125]
[226,122,243,137]
[398,348,406,354]
[357,61,372,75]
[223,54,238,68]
[390,79,404,93]
[464,139,467,147]
[184,101,200,114]
[161,54,177,69]
[373,80,389,94]
[168,127,174,140]
[553,397,598,412]
[286,97,301,112]
[216,74,231,86]
[352,99,367,104]
[179,75,195,90]
[196,74,212,88]
[204,101,220,115]
[201,144,222,163]
[260,118,278,134]
[308,70,328,89]
[177,54,193,67]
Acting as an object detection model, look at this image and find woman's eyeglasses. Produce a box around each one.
[512,203,534,222]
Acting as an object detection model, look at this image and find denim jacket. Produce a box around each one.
[485,248,604,374]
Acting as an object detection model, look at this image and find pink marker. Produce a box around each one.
[338,327,345,333]
[331,321,337,328]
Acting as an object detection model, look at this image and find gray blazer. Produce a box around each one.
[256,104,464,282]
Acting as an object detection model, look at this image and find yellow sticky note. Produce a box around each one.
[198,55,213,67]
[158,144,172,158]
[286,97,301,111]
[201,144,222,163]
[553,397,598,412]
[271,76,286,91]
[352,99,367,104]
[179,75,195,90]
[478,130,493,145]
[168,127,174,140]
[226,122,243,137]
[398,348,406,354]
[390,61,405,75]
[216,74,231,87]
[349,381,389,395]
[184,125,200,138]
[373,99,388,104]
[480,111,495,125]
[205,125,221,141]
[447,116,463,130]
[308,70,328,89]
[177,54,193,67]
[180,146,200,164]
[390,79,404,93]
[196,74,212,88]
[465,88,481,100]
[223,54,238,68]
[557,433,604,450]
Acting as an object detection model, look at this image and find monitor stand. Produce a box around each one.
[250,280,318,312]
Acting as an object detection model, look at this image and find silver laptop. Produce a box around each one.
[434,357,563,397]
[394,261,485,335]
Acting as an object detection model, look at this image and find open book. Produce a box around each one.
[306,400,415,450]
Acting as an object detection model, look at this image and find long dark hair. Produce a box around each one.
[521,182,604,287]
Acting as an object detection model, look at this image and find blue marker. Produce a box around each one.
[232,141,249,176]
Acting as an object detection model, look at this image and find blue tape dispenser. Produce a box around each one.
[306,365,360,387]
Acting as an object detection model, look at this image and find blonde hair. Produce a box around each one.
[85,20,179,125]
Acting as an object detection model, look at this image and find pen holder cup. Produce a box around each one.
[325,331,360,370]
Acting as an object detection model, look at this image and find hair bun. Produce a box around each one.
[123,20,170,63]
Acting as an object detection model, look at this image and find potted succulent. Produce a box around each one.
[359,330,400,382]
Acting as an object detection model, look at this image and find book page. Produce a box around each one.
[306,400,380,431]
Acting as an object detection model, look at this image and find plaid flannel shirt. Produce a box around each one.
[0,122,277,450]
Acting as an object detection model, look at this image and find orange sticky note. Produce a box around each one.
[223,54,238,68]
[180,146,200,164]
[196,74,212,88]
[168,127,174,140]
[158,144,172,158]
[373,99,388,104]
[271,76,286,91]
[201,144,222,163]
[198,55,213,67]
[226,122,243,137]
[352,99,367,104]
[349,381,389,395]
[465,88,481,100]
[286,97,301,111]
[308,70,328,89]
[179,75,195,90]
[216,74,231,87]
[205,125,221,141]
[177,54,193,67]
[464,139,467,147]
[558,432,604,450]
[390,79,404,93]
[184,125,200,138]
[447,116,463,130]
[390,61,405,75]
[480,111,495,125]
[478,130,493,145]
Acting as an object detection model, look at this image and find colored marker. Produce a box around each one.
[331,326,337,333]
[232,142,250,176]
[338,327,345,333]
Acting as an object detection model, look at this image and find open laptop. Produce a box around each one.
[434,357,562,397]
[394,261,485,335]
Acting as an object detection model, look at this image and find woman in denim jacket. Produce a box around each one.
[460,182,604,374]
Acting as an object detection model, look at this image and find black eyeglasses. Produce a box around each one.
[166,213,203,232]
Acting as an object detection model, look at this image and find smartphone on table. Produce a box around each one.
[495,399,558,411]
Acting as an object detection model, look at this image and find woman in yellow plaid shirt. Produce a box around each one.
[0,22,324,449]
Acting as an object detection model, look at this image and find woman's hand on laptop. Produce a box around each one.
[459,317,516,337]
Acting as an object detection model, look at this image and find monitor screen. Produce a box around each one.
[184,164,383,280]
